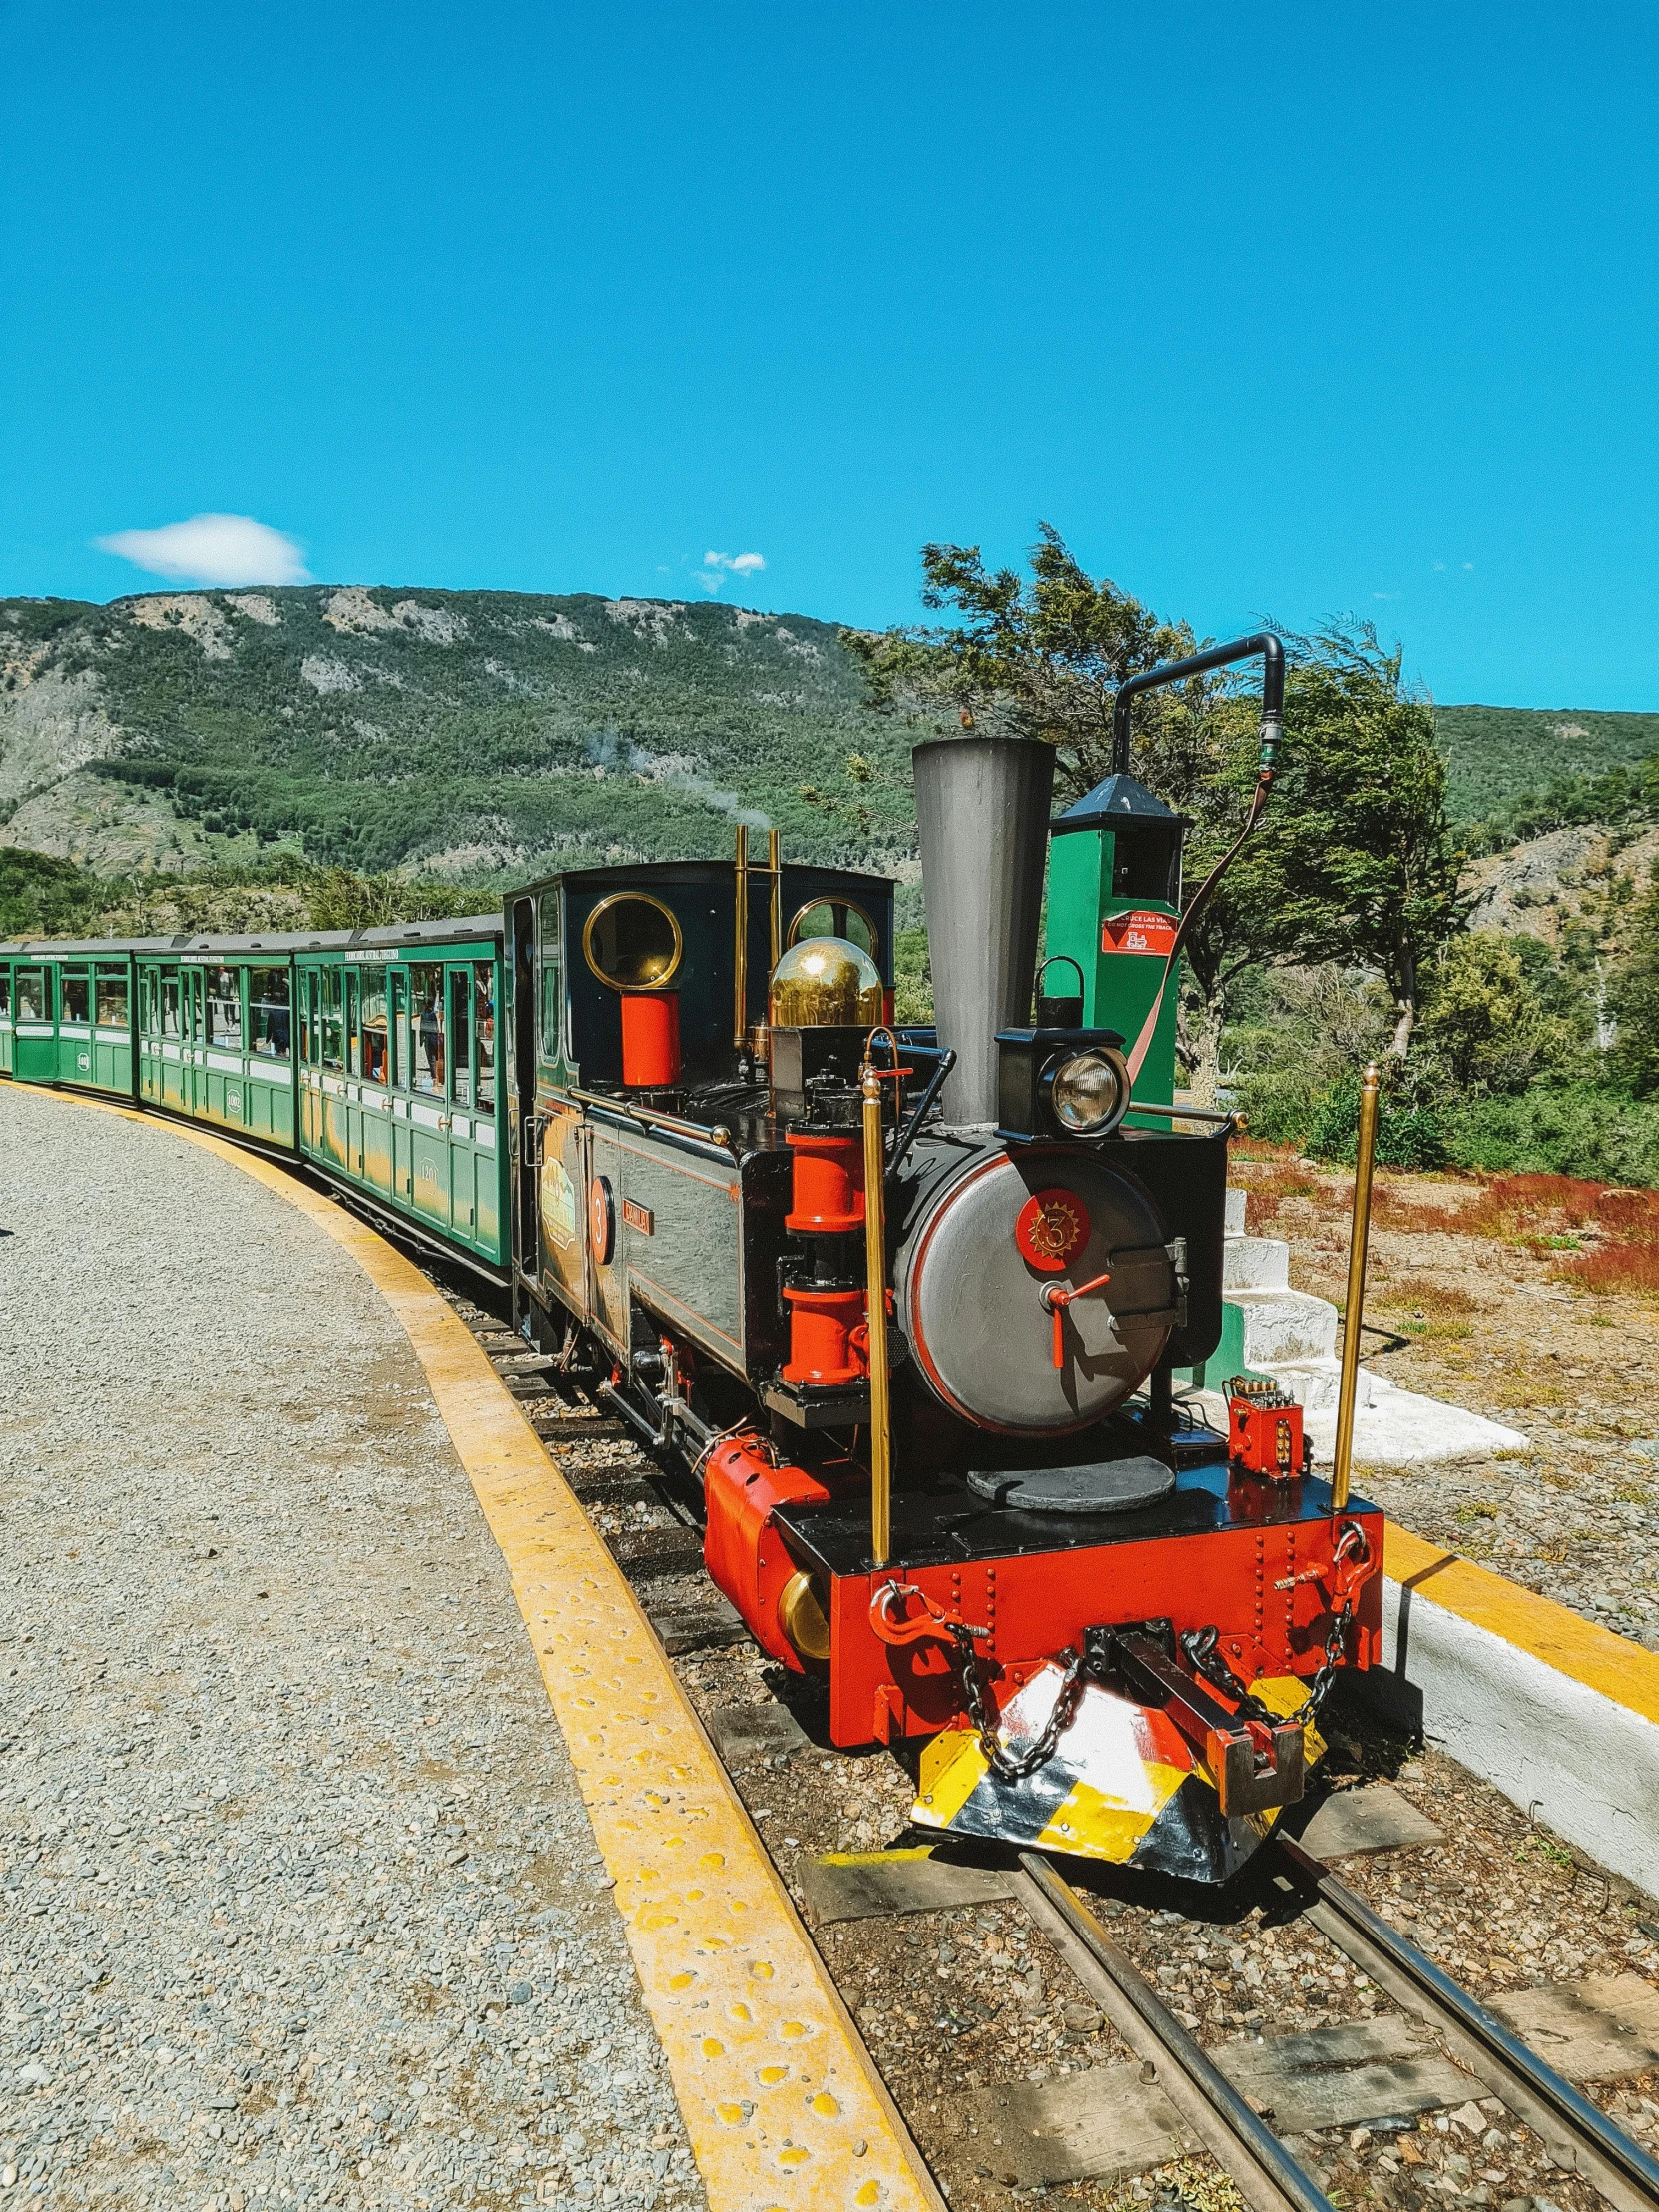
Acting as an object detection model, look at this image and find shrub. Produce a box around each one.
[1308,1076,1448,1170]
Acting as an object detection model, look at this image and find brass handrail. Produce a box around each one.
[861,1061,893,1568]
[1332,1063,1381,1511]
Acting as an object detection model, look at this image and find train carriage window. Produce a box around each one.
[449,967,473,1107]
[390,970,408,1088]
[320,967,344,1072]
[250,968,291,1059]
[538,895,563,1066]
[96,963,130,1029]
[346,971,361,1076]
[61,966,91,1024]
[787,898,879,962]
[361,971,388,1084]
[206,966,243,1047]
[139,971,154,1034]
[0,969,10,1019]
[409,962,444,1094]
[161,975,180,1037]
[475,962,496,1111]
[16,967,47,1023]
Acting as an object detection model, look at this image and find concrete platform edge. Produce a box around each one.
[1364,1548,1659,1898]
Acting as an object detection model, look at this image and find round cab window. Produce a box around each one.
[787,898,879,962]
[582,893,683,991]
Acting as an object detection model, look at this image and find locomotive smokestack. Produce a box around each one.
[913,734,1055,1125]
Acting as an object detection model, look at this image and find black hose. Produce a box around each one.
[886,1045,957,1181]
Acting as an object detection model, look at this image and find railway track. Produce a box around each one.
[448,1273,1659,2212]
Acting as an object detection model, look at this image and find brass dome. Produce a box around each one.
[768,935,883,1028]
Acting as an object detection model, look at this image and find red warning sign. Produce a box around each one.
[1102,908,1178,957]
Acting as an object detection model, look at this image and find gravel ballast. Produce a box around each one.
[0,1086,705,2211]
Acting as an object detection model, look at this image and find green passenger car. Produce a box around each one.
[136,938,298,1144]
[0,942,137,1096]
[293,920,508,1272]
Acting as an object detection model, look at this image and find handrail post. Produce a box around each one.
[733,824,750,1048]
[1332,1063,1381,1512]
[861,1062,892,1568]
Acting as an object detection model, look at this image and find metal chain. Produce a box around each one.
[948,1627,1086,1783]
[1182,1600,1355,1735]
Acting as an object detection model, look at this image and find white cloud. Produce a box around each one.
[697,549,767,593]
[96,513,309,588]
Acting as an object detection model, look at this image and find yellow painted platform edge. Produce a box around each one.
[1383,1519,1659,1727]
[28,1087,944,2212]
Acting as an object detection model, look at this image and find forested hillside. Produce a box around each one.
[0,586,924,882]
[1435,703,1659,823]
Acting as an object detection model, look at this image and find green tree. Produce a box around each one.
[847,537,1463,1096]
[1607,869,1659,1096]
[1414,930,1573,1094]
[1245,621,1464,1058]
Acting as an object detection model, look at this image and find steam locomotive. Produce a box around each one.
[0,635,1382,1881]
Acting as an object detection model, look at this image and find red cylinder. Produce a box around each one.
[621,991,681,1087]
[785,1129,863,1233]
[782,1285,867,1384]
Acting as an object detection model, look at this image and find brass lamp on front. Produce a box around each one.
[767,936,883,1117]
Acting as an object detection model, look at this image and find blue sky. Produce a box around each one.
[3,3,1657,708]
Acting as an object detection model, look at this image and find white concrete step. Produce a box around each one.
[1222,1234,1291,1292]
[1229,1286,1338,1367]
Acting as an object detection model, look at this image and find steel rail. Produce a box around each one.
[1015,1855,1336,2212]
[1277,1836,1659,2212]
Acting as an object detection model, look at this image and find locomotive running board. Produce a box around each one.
[909,1662,1324,1884]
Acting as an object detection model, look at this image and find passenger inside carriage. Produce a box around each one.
[411,967,445,1093]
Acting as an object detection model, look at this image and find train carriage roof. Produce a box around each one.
[0,917,503,959]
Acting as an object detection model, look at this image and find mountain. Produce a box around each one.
[1433,703,1659,824]
[5,583,1657,889]
[0,585,923,885]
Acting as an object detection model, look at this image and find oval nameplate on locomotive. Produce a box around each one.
[1015,1187,1091,1273]
[589,1173,616,1265]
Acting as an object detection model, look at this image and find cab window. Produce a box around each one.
[538,895,562,1066]
[250,968,291,1059]
[409,963,444,1094]
[96,963,130,1028]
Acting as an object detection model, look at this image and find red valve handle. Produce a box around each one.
[1040,1270,1113,1370]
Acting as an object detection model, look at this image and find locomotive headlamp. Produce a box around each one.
[1048,1048,1128,1136]
[996,1023,1129,1145]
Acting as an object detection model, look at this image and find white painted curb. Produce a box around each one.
[1363,1574,1659,1900]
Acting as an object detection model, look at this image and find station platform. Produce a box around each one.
[0,1084,938,2212]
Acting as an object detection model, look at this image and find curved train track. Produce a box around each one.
[438,1261,1659,2212]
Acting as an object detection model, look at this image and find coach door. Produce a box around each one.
[12,965,54,1082]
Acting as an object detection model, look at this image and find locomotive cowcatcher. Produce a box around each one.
[507,635,1383,1882]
